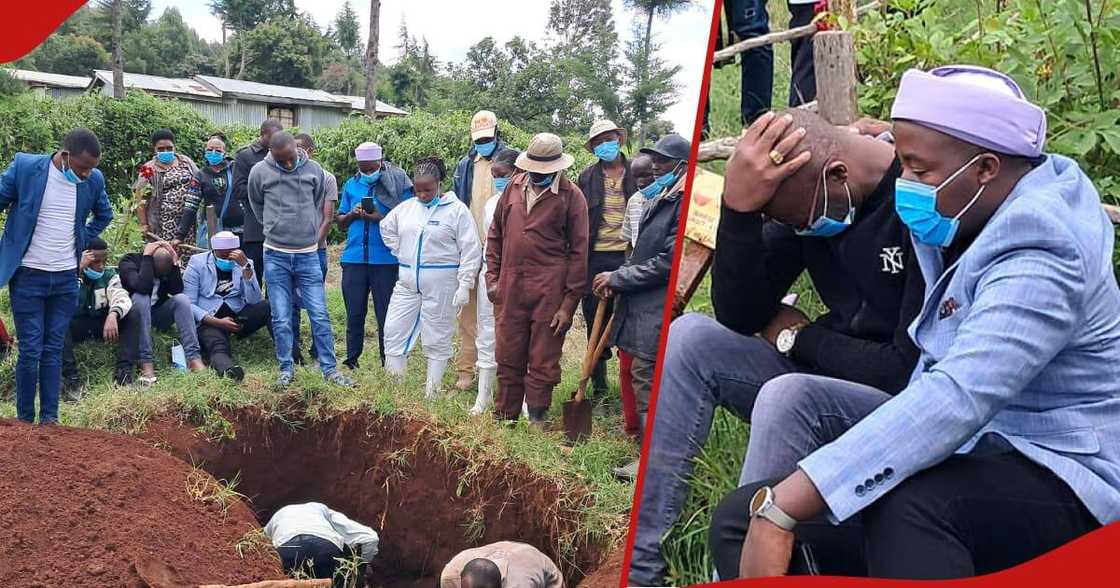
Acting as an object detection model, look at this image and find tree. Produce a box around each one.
[623,0,690,144]
[208,0,297,78]
[364,0,381,118]
[622,23,679,145]
[547,0,623,130]
[240,16,329,87]
[19,34,111,76]
[84,0,152,47]
[385,20,438,109]
[111,0,124,98]
[333,1,362,59]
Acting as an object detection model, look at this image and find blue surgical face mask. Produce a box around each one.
[530,172,555,187]
[61,153,84,184]
[83,267,104,281]
[638,181,661,200]
[475,140,497,157]
[360,170,382,186]
[424,194,441,208]
[156,151,176,165]
[494,176,510,193]
[895,154,986,248]
[795,163,854,238]
[214,256,235,272]
[204,150,225,166]
[594,140,621,162]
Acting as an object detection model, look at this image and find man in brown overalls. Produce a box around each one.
[485,133,589,425]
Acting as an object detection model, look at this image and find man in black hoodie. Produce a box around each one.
[628,110,925,587]
[233,119,283,286]
[179,134,243,243]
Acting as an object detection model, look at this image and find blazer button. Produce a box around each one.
[864,478,875,489]
[855,485,865,497]
[874,473,884,483]
[884,467,894,479]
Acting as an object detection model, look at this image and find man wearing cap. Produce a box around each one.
[710,65,1120,580]
[592,133,689,481]
[338,142,413,369]
[486,133,589,425]
[182,230,271,381]
[577,120,638,395]
[452,111,509,391]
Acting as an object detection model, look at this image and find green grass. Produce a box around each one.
[0,246,637,568]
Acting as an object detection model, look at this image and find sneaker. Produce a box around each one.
[224,366,245,382]
[114,368,134,387]
[276,372,294,388]
[343,360,359,371]
[137,375,158,387]
[292,350,306,366]
[613,459,640,482]
[61,378,83,403]
[326,372,355,387]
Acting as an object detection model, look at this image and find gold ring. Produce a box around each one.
[769,150,784,165]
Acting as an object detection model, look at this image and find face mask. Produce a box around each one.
[530,172,554,187]
[638,181,661,200]
[360,170,382,186]
[593,140,621,162]
[475,141,497,157]
[156,151,176,165]
[61,154,83,184]
[424,194,441,208]
[494,177,510,193]
[214,256,235,272]
[204,150,225,166]
[895,154,987,248]
[83,267,104,281]
[795,165,854,238]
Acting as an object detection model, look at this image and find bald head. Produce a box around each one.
[461,558,501,588]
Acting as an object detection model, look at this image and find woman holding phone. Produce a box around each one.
[337,142,414,370]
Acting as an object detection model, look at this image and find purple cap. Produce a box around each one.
[890,65,1046,157]
[355,142,383,162]
[210,231,239,250]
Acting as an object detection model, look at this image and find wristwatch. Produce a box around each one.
[775,324,804,356]
[750,486,797,531]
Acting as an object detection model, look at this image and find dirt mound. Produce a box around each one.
[143,408,611,587]
[0,419,283,588]
[577,548,624,588]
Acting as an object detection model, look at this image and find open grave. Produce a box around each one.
[140,407,615,587]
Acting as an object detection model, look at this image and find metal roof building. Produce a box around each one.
[7,69,90,99]
[85,70,406,130]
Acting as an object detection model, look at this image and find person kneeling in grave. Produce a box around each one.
[265,502,379,586]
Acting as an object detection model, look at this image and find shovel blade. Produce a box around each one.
[562,399,593,443]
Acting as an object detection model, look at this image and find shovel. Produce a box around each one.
[563,299,614,443]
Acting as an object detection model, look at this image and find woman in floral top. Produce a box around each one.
[134,128,199,266]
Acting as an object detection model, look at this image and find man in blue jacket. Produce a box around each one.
[337,142,413,369]
[711,65,1120,580]
[0,128,114,424]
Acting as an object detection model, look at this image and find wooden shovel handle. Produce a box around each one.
[581,300,609,376]
[576,313,616,403]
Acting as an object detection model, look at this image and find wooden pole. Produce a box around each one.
[813,1,860,126]
[206,204,219,248]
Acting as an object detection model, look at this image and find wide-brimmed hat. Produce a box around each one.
[516,133,575,175]
[584,119,627,152]
[640,133,691,161]
[471,110,499,141]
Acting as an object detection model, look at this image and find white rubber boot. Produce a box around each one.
[385,355,408,376]
[470,367,496,416]
[425,358,449,400]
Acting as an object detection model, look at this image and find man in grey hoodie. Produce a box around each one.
[248,131,353,388]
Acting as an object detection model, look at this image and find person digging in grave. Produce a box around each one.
[440,541,563,588]
[265,502,379,587]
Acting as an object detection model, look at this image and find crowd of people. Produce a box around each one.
[628,64,1120,585]
[0,110,688,462]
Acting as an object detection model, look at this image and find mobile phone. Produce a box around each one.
[361,196,375,213]
[788,541,820,575]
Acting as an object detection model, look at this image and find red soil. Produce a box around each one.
[0,419,283,588]
[577,548,625,588]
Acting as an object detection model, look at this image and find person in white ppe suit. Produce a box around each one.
[264,502,379,585]
[471,148,519,416]
[381,157,482,398]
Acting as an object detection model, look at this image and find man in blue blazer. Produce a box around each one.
[0,129,113,424]
[709,66,1120,579]
[182,231,271,381]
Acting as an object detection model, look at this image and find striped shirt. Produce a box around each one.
[594,176,628,252]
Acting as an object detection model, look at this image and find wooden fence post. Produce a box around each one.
[813,1,860,125]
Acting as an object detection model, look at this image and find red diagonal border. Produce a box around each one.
[0,1,87,63]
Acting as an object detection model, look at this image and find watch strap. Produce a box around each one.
[758,501,798,532]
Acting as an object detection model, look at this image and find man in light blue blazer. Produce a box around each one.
[709,66,1120,579]
[182,231,271,381]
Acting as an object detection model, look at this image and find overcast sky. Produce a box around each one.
[148,0,714,137]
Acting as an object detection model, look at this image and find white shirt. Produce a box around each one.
[21,162,77,272]
[264,502,380,564]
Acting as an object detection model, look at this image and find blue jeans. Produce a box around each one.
[10,266,79,423]
[291,248,329,357]
[630,313,798,585]
[265,249,338,376]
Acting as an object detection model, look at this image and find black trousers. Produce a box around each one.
[580,250,626,365]
[278,534,344,580]
[710,452,1100,580]
[197,301,271,374]
[62,312,138,379]
[787,2,818,107]
[341,263,398,367]
[242,241,265,287]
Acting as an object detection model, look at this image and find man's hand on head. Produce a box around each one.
[847,117,892,137]
[143,241,163,256]
[724,112,812,213]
